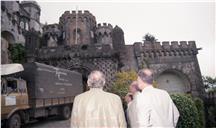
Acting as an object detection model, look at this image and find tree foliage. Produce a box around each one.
[143,33,157,43]
[9,43,26,63]
[110,70,137,99]
[203,76,216,92]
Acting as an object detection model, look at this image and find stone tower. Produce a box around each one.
[20,1,41,32]
[59,10,96,46]
[95,23,113,48]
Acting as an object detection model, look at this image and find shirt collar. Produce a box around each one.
[90,88,103,91]
[141,86,154,93]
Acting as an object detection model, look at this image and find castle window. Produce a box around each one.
[104,32,108,36]
[81,45,88,50]
[20,21,24,29]
[73,28,82,44]
[25,23,29,31]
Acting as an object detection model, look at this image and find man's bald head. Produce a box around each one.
[138,68,153,85]
[87,70,106,88]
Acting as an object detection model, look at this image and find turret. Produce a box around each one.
[20,1,41,32]
[112,25,125,51]
[59,10,96,46]
[95,23,113,48]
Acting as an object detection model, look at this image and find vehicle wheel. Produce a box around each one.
[60,105,71,120]
[8,113,21,128]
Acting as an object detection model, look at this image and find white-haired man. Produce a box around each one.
[71,70,126,128]
[134,68,180,127]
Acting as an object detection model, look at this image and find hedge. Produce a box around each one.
[171,94,200,128]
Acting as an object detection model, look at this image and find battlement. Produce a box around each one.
[97,23,113,29]
[95,23,113,37]
[59,10,96,24]
[134,41,199,58]
[42,23,59,33]
[142,40,197,50]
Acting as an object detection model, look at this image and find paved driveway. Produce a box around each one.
[25,117,70,128]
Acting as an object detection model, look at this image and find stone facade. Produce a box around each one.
[1,3,204,97]
[1,1,42,64]
[133,41,204,96]
[24,10,205,97]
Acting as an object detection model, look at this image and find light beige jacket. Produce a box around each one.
[71,88,127,128]
[133,86,180,128]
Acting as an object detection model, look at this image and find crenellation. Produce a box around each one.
[154,42,162,49]
[72,10,76,14]
[144,41,153,49]
[103,23,107,26]
[180,41,187,48]
[60,10,96,25]
[188,41,196,49]
[162,41,170,49]
[138,40,199,58]
[171,41,179,49]
[84,10,90,13]
[97,23,101,27]
[96,23,113,29]
[78,10,82,14]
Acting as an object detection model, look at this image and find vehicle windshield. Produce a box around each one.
[1,78,18,95]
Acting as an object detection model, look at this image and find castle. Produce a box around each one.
[1,1,41,63]
[1,1,205,97]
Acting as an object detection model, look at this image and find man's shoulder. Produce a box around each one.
[153,87,169,94]
[74,91,89,101]
[142,87,170,98]
[152,88,172,101]
[104,91,121,101]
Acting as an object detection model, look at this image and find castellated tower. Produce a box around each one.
[95,23,113,48]
[21,1,41,32]
[59,10,96,46]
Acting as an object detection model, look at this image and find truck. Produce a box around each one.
[1,62,83,128]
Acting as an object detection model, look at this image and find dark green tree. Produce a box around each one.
[9,43,26,63]
[202,76,216,92]
[143,33,157,43]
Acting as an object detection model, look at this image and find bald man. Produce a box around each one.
[133,69,180,128]
[71,70,126,128]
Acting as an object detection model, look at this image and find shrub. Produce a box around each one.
[110,70,137,99]
[171,94,200,128]
[207,106,216,127]
[193,97,205,128]
[9,43,26,63]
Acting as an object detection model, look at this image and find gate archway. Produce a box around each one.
[1,31,15,44]
[155,69,191,93]
[69,67,91,92]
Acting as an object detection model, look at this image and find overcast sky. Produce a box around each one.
[37,1,215,77]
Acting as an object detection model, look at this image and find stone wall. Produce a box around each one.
[130,41,205,97]
[34,44,119,89]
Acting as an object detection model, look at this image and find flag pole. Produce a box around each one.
[75,6,78,44]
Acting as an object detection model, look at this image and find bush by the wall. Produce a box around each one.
[207,106,216,127]
[171,94,200,128]
[110,70,137,99]
[193,97,205,128]
[9,43,26,63]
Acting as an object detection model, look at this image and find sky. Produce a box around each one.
[37,1,215,77]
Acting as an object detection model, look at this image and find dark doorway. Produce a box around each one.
[1,31,15,44]
[70,68,90,92]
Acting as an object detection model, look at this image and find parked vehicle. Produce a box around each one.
[1,62,83,128]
